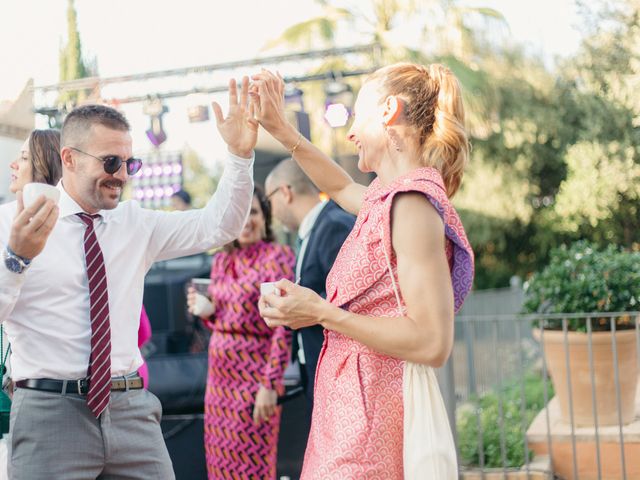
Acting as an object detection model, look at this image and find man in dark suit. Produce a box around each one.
[265,158,355,415]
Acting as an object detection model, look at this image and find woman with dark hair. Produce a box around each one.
[5,130,61,388]
[187,185,295,480]
[9,129,62,193]
[3,129,62,475]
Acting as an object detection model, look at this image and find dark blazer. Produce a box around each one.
[297,200,355,407]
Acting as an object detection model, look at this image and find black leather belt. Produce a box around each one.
[15,375,144,395]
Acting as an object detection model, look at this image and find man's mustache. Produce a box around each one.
[103,180,124,188]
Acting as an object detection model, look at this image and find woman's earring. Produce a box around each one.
[383,121,401,152]
[387,128,402,152]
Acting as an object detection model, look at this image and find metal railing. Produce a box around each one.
[445,311,640,480]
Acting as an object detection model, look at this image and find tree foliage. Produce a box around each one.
[271,0,640,288]
[58,0,93,108]
[458,0,640,287]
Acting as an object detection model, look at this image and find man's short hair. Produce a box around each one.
[269,158,319,196]
[61,104,130,148]
[171,189,192,206]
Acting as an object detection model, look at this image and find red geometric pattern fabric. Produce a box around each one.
[301,167,474,479]
[203,241,294,479]
[77,213,112,418]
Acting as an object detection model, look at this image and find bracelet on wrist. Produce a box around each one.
[288,133,303,156]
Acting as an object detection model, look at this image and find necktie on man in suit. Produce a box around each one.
[77,213,112,418]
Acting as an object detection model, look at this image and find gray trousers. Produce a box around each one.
[7,387,175,480]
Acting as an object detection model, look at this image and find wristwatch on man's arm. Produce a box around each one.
[2,246,31,274]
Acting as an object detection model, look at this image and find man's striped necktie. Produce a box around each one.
[77,213,112,418]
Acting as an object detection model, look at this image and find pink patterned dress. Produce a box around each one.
[301,167,474,479]
[203,240,295,480]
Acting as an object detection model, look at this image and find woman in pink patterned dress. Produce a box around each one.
[253,64,474,479]
[188,187,295,480]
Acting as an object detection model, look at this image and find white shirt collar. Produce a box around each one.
[298,200,327,240]
[57,180,120,223]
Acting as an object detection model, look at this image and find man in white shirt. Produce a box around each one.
[265,159,354,419]
[0,78,257,479]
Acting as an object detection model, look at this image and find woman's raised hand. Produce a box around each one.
[249,70,289,137]
[212,76,258,159]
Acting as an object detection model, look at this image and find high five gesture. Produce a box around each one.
[250,69,364,215]
[212,76,258,159]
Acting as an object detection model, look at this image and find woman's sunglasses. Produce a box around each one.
[69,146,143,175]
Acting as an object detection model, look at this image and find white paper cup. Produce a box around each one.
[192,292,215,317]
[22,183,60,209]
[260,282,281,297]
[190,278,211,295]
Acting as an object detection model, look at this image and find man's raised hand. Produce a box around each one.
[212,76,259,159]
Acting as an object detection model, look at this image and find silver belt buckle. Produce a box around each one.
[77,379,84,395]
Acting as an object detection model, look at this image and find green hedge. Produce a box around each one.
[457,373,553,469]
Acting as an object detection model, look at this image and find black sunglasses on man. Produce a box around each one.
[69,146,143,175]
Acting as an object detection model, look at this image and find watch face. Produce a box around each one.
[4,256,24,274]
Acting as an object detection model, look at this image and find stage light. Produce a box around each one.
[323,74,353,129]
[324,78,352,99]
[143,97,169,147]
[146,119,167,147]
[186,93,210,122]
[35,107,66,129]
[324,103,350,128]
[131,151,184,209]
[284,84,305,112]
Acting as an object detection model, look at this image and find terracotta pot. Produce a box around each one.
[533,328,638,426]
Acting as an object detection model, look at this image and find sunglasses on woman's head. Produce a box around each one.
[69,147,143,175]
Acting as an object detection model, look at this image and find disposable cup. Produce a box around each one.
[22,183,60,209]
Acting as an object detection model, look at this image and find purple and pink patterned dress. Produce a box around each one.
[202,240,295,480]
[301,167,474,479]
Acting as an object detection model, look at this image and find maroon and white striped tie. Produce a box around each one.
[77,213,112,418]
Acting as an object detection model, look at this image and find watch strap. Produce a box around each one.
[6,245,31,266]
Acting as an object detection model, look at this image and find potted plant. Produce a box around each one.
[523,240,640,426]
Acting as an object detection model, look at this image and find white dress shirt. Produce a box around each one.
[0,152,253,381]
[294,200,327,365]
[295,200,327,282]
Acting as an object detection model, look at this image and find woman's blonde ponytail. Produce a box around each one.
[368,63,469,197]
[422,64,469,197]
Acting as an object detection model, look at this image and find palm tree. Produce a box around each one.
[264,0,506,137]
